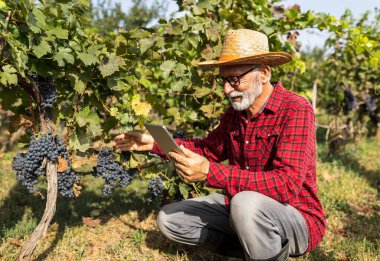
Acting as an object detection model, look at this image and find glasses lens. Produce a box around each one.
[228,76,239,86]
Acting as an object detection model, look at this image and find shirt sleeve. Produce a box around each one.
[207,102,316,205]
[152,108,233,162]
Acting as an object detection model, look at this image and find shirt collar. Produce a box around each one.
[263,81,285,114]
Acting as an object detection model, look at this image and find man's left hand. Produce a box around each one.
[169,145,210,183]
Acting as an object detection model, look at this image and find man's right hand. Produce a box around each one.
[114,131,155,152]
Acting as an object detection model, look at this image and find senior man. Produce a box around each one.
[115,29,326,260]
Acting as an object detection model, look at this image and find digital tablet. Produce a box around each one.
[144,123,183,158]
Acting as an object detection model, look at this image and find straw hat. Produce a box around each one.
[198,29,292,67]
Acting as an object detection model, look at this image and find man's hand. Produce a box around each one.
[169,145,210,183]
[114,131,154,151]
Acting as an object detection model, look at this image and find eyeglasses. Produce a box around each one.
[215,65,261,87]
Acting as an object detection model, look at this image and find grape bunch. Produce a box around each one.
[28,73,57,109]
[12,134,79,197]
[173,130,187,139]
[93,147,138,196]
[147,176,164,202]
[39,81,57,109]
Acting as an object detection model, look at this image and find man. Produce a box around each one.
[115,29,326,260]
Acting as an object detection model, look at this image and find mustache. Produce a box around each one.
[229,91,245,98]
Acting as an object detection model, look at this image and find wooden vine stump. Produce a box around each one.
[17,161,58,261]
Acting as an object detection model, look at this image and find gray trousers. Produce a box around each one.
[157,191,308,260]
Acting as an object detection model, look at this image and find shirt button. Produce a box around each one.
[245,166,249,170]
[268,133,271,137]
[245,140,249,144]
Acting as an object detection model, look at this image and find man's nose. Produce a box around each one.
[223,82,235,95]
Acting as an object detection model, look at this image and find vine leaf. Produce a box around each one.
[47,27,69,40]
[0,1,6,9]
[77,52,99,66]
[27,8,47,33]
[33,40,51,58]
[0,65,18,85]
[160,60,176,78]
[131,94,152,117]
[99,53,125,77]
[54,47,75,67]
[76,106,101,127]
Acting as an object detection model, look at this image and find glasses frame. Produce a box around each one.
[215,65,262,87]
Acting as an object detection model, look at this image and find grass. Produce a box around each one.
[0,139,379,260]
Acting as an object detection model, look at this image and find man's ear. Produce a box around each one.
[259,65,271,84]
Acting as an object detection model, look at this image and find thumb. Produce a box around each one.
[180,145,194,157]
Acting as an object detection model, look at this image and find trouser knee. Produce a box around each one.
[156,204,176,241]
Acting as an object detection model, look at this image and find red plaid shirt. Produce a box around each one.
[152,82,326,252]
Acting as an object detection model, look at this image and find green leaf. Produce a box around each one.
[54,47,74,67]
[139,78,151,88]
[28,8,47,33]
[78,0,90,8]
[77,52,99,66]
[76,106,101,127]
[179,183,190,199]
[47,27,69,39]
[68,130,90,152]
[69,73,87,94]
[193,87,210,98]
[99,53,125,77]
[33,40,51,58]
[160,60,176,78]
[0,65,18,86]
[139,38,155,54]
[199,104,214,118]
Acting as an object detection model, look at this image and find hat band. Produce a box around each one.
[219,54,245,61]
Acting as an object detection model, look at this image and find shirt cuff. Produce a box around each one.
[206,161,228,189]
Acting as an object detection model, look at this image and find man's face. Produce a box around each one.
[219,65,263,111]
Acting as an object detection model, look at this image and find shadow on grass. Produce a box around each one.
[0,176,156,259]
[322,150,379,196]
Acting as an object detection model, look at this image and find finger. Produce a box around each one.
[174,162,191,176]
[176,169,190,183]
[114,131,143,141]
[114,133,125,141]
[115,141,135,148]
[170,152,190,167]
[179,145,193,157]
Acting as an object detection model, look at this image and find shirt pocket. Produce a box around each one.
[228,129,242,164]
[255,127,280,161]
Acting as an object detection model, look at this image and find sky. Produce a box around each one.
[279,0,380,50]
[118,0,380,50]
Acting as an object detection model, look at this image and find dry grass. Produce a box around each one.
[1,139,379,260]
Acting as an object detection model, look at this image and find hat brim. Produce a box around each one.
[197,52,292,67]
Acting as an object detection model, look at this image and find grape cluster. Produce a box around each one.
[28,73,57,109]
[12,134,79,197]
[93,147,138,196]
[147,176,164,202]
[173,130,187,139]
[343,87,356,115]
[39,81,57,109]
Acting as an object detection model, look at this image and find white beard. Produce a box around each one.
[229,73,263,111]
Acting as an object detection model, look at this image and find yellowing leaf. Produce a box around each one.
[110,107,119,117]
[0,1,7,9]
[131,94,152,117]
[57,157,69,172]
